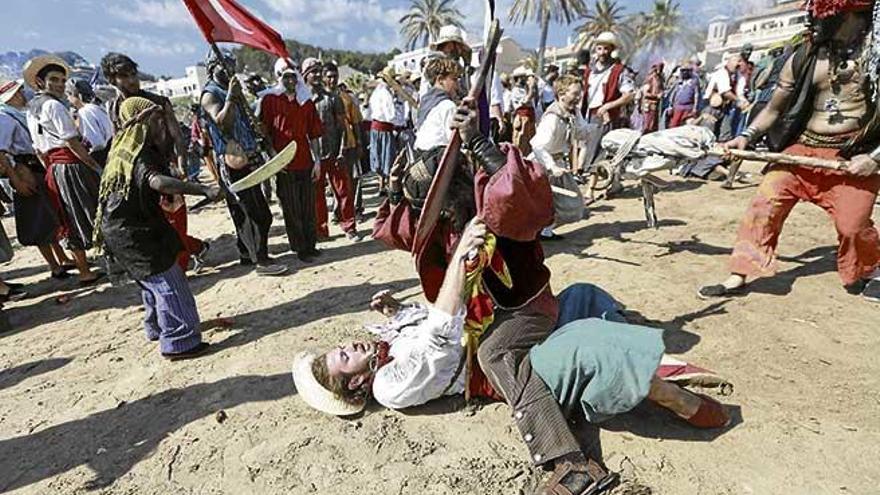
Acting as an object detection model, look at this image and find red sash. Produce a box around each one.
[371,121,395,132]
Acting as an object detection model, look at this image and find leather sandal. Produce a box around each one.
[685,393,731,429]
[540,459,619,495]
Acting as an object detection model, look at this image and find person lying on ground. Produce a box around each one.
[294,219,731,491]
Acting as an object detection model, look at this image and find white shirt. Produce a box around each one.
[587,63,635,110]
[369,83,396,124]
[414,99,456,151]
[538,78,556,107]
[704,67,733,99]
[529,103,593,171]
[77,103,114,151]
[371,306,466,410]
[509,86,533,110]
[27,98,79,153]
[502,88,513,114]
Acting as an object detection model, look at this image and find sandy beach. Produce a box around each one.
[1,167,878,494]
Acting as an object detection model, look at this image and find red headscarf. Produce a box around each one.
[805,0,873,19]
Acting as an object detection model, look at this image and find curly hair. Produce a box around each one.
[553,74,582,98]
[424,58,461,85]
[311,353,370,404]
[100,52,138,79]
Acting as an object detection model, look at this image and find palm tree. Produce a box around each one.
[508,0,588,79]
[575,0,637,55]
[636,0,684,52]
[399,0,465,51]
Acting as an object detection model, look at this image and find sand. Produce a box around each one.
[1,166,878,494]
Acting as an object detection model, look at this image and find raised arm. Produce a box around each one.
[433,218,487,316]
[200,77,242,131]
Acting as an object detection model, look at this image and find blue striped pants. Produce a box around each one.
[137,264,202,354]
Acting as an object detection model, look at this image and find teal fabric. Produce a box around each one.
[530,318,664,423]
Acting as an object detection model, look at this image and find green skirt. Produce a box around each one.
[530,318,664,423]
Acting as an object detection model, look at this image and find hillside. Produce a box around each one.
[235,38,399,78]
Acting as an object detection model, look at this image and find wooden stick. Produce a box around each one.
[380,72,419,111]
[551,185,579,198]
[464,340,474,403]
[707,147,847,171]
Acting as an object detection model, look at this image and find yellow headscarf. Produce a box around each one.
[93,96,161,247]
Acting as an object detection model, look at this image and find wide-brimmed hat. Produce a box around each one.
[291,352,365,416]
[511,66,534,78]
[593,32,619,49]
[430,25,471,52]
[0,80,23,104]
[23,54,69,90]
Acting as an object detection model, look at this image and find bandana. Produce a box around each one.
[805,0,873,19]
[258,69,313,106]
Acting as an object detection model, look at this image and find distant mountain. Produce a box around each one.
[0,49,92,81]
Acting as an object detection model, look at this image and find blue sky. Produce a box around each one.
[2,0,722,76]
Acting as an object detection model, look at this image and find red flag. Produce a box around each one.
[182,0,289,59]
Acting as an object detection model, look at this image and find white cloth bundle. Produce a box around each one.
[600,125,717,176]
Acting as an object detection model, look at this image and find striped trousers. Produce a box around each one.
[276,169,317,254]
[137,264,202,354]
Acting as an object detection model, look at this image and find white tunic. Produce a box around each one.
[529,104,593,171]
[369,83,396,125]
[77,103,114,151]
[26,98,79,153]
[414,99,456,151]
[371,306,466,410]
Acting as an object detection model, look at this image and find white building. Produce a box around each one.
[703,0,807,67]
[141,65,208,100]
[389,36,529,76]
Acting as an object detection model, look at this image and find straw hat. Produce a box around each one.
[22,54,69,90]
[291,352,365,416]
[511,66,534,78]
[430,25,470,52]
[0,80,23,105]
[593,32,619,49]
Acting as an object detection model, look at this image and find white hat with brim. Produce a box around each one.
[511,66,534,78]
[0,80,23,104]
[430,25,470,52]
[593,32,619,49]
[292,352,365,417]
[23,54,69,90]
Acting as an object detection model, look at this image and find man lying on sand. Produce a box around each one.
[293,219,731,490]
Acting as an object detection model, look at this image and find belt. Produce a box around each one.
[798,129,858,149]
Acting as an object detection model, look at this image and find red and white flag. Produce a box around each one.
[182,0,289,59]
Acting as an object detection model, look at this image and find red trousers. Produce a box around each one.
[163,198,204,272]
[315,158,356,237]
[730,143,880,286]
[669,108,695,128]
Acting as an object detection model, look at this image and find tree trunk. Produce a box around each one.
[536,7,550,80]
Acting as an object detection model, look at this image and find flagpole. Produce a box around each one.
[209,41,273,160]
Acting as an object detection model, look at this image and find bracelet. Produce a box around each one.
[739,126,761,143]
[868,146,880,164]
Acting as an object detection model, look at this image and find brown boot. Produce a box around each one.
[539,456,618,495]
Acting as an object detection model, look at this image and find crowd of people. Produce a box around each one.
[2,0,880,492]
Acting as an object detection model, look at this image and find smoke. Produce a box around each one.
[627,36,698,78]
[625,0,778,78]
